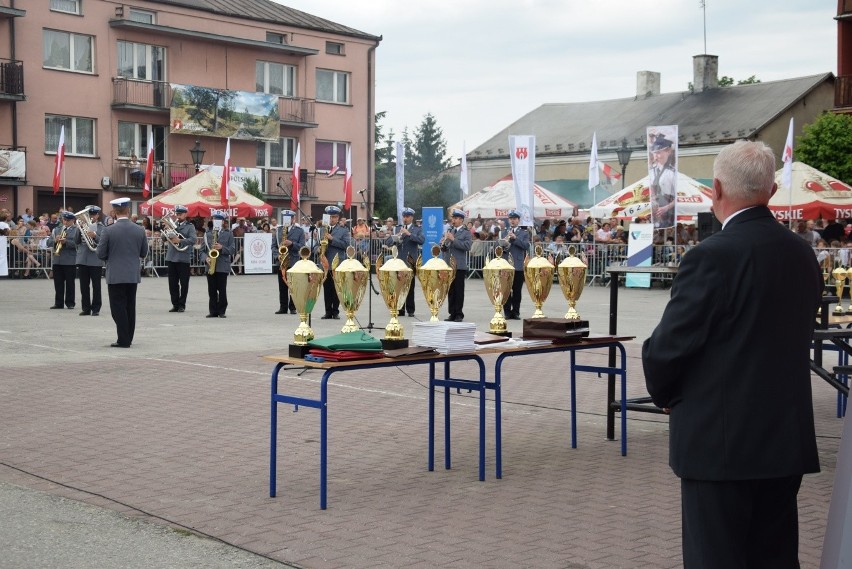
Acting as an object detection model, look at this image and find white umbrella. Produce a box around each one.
[590,172,713,219]
[451,174,577,220]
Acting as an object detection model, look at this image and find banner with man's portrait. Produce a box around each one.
[646,125,679,230]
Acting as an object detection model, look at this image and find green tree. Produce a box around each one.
[373,111,396,219]
[411,113,451,175]
[688,75,760,92]
[796,112,852,184]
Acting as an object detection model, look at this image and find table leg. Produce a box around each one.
[320,371,330,509]
[570,350,577,449]
[428,362,435,472]
[269,363,283,498]
[618,343,628,456]
[478,362,485,482]
[444,361,451,470]
[607,273,619,440]
[495,358,503,479]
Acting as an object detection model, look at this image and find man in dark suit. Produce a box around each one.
[642,141,822,568]
[385,207,424,316]
[97,198,149,348]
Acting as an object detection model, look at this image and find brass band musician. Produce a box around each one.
[384,206,424,316]
[163,204,196,313]
[440,209,472,322]
[497,209,531,320]
[202,213,235,318]
[75,205,104,316]
[320,205,353,320]
[47,211,79,310]
[274,209,305,314]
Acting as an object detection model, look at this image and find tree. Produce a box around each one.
[373,111,396,219]
[688,75,760,92]
[796,112,852,184]
[411,113,451,175]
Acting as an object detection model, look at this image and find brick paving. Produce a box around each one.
[0,275,843,568]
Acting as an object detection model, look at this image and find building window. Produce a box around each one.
[50,0,80,15]
[257,137,296,169]
[43,29,94,73]
[118,41,165,81]
[256,61,296,97]
[316,69,349,104]
[128,9,156,24]
[266,32,288,45]
[117,122,164,158]
[315,140,348,172]
[325,41,344,55]
[45,115,95,157]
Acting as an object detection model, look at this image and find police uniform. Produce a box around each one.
[202,213,235,318]
[441,209,472,322]
[649,133,677,229]
[163,205,196,312]
[498,209,531,319]
[320,205,353,319]
[74,205,105,316]
[47,211,80,309]
[274,210,305,314]
[385,207,424,316]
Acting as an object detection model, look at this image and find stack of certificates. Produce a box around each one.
[412,322,477,354]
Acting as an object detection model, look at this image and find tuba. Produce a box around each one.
[161,215,189,252]
[207,228,219,275]
[74,207,98,252]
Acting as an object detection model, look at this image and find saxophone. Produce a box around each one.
[53,225,68,255]
[207,228,219,275]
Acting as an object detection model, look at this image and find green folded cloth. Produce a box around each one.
[308,331,383,352]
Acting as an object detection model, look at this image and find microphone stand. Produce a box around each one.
[355,189,377,332]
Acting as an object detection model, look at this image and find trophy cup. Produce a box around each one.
[417,245,456,322]
[523,245,555,318]
[832,266,846,315]
[331,246,370,333]
[375,246,414,349]
[283,246,328,357]
[845,266,852,315]
[482,246,515,337]
[557,245,588,320]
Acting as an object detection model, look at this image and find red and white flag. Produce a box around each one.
[52,125,65,195]
[142,132,154,198]
[220,138,231,207]
[343,146,352,210]
[326,166,339,177]
[291,143,301,213]
[600,162,622,182]
[781,117,794,190]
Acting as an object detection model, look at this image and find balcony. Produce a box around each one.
[112,78,171,112]
[0,59,24,101]
[112,159,195,192]
[263,169,316,201]
[279,97,317,128]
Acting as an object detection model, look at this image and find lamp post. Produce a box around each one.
[190,140,206,172]
[615,137,633,190]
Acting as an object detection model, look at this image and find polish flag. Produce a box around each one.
[343,146,352,210]
[326,166,340,177]
[291,143,301,212]
[600,162,622,182]
[52,125,65,195]
[781,118,794,190]
[142,132,154,198]
[220,138,230,207]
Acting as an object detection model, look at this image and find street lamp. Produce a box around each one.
[189,140,206,172]
[615,137,633,190]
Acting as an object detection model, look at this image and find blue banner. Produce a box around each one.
[422,207,444,259]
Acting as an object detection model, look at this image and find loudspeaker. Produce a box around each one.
[697,212,721,241]
[299,168,308,184]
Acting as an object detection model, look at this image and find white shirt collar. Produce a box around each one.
[721,206,757,230]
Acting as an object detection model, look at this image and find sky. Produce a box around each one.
[276,0,838,164]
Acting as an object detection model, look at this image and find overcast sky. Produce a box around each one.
[277,0,838,164]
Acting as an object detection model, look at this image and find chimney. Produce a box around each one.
[693,54,719,91]
[636,71,661,98]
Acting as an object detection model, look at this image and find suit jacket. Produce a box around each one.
[201,228,235,274]
[441,225,472,270]
[385,223,424,266]
[274,224,305,269]
[48,224,79,265]
[498,226,531,271]
[642,206,822,481]
[96,218,148,284]
[163,220,196,263]
[74,221,105,266]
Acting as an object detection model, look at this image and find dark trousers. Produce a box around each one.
[206,272,228,316]
[502,270,524,317]
[323,276,339,316]
[681,475,803,569]
[107,283,137,346]
[277,267,295,311]
[167,261,191,309]
[447,269,467,319]
[77,264,102,313]
[53,264,76,307]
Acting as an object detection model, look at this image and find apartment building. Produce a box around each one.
[0,0,381,220]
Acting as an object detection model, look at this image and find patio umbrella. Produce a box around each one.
[768,161,852,220]
[138,169,272,218]
[450,174,577,220]
[590,172,713,219]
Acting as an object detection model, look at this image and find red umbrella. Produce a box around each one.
[138,169,272,218]
[769,162,852,220]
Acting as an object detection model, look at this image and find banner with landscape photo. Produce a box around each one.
[169,84,279,142]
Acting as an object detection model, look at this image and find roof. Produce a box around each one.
[147,0,381,41]
[470,73,834,160]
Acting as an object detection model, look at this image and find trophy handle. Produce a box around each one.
[375,253,383,272]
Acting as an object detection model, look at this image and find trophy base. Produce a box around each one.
[381,338,409,350]
[289,344,312,359]
[488,330,513,338]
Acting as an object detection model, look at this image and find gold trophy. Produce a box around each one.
[375,245,414,349]
[416,245,456,322]
[482,246,515,336]
[283,246,328,357]
[557,245,587,320]
[331,246,370,333]
[523,245,555,318]
[833,266,847,315]
[845,266,852,314]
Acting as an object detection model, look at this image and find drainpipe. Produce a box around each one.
[366,37,381,219]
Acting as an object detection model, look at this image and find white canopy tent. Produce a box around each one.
[590,172,713,219]
[450,174,578,220]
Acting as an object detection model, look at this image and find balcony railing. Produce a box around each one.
[263,169,316,200]
[112,159,195,191]
[279,97,316,127]
[836,75,852,110]
[0,58,24,99]
[112,77,171,110]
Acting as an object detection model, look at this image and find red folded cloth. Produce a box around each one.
[308,349,386,362]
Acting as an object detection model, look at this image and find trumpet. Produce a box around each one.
[161,215,189,252]
[53,225,68,255]
[207,229,219,275]
[74,207,98,251]
[439,229,452,249]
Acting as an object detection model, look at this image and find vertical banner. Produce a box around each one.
[626,223,653,288]
[0,236,8,276]
[243,232,272,274]
[509,135,536,227]
[422,206,444,258]
[647,125,678,230]
[460,142,469,197]
[395,141,405,223]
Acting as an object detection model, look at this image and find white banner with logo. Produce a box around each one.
[395,141,405,222]
[509,135,536,227]
[626,223,653,288]
[243,233,272,274]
